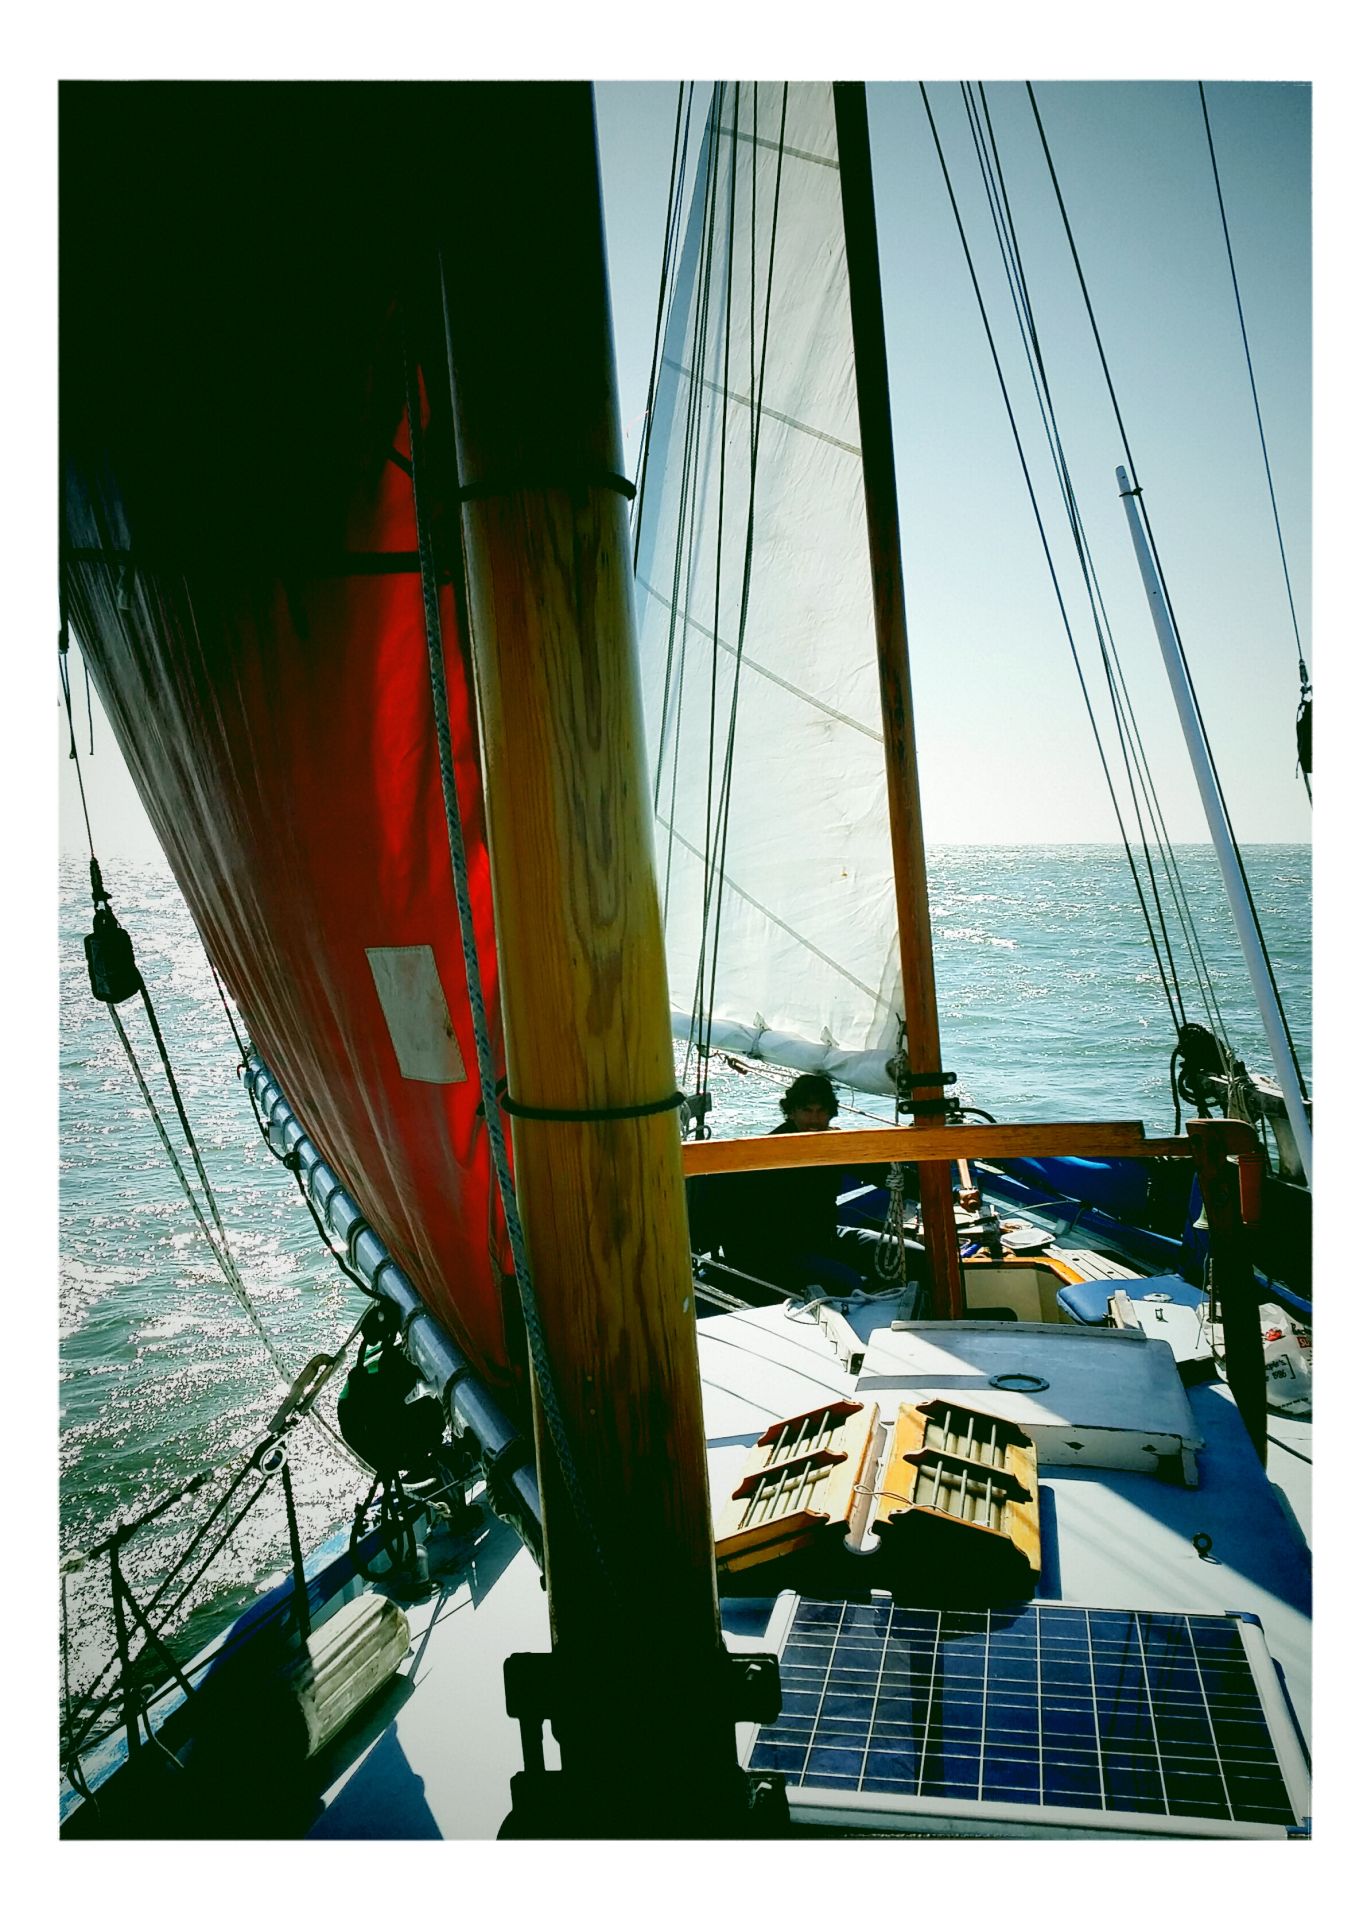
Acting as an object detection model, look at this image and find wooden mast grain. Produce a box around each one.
[833,82,965,1316]
[440,84,737,1813]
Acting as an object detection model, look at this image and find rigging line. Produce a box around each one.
[1068,506,1233,1034]
[994,87,1262,1056]
[1197,83,1309,684]
[106,999,298,1383]
[420,285,621,1609]
[1129,498,1312,1101]
[1039,468,1233,1035]
[695,79,765,1120]
[654,90,726,941]
[632,81,694,563]
[919,84,1185,1038]
[154,1479,276,1648]
[960,88,1179,995]
[690,135,751,1101]
[679,92,731,1076]
[966,82,1192,1032]
[693,84,747,1068]
[66,608,361,1464]
[1025,82,1310,1092]
[58,643,98,859]
[965,106,1186,1015]
[1023,83,1143,495]
[110,996,364,1468]
[62,1456,262,1756]
[206,953,250,1068]
[1090,572,1236,1046]
[704,80,764,1089]
[678,91,731,1086]
[60,709,361,1478]
[699,82,790,1075]
[60,1566,83,1791]
[658,261,716,1002]
[135,979,245,1285]
[691,82,743,1074]
[655,89,727,1082]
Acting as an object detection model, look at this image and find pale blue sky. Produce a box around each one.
[598,78,1312,848]
[59,79,1311,858]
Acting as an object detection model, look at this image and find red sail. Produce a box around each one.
[62,85,515,1383]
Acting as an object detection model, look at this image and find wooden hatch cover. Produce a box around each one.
[714,1399,880,1575]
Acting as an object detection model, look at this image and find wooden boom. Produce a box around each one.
[682,1120,1191,1177]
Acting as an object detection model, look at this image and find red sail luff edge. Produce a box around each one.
[62,85,515,1384]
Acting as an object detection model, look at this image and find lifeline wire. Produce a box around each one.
[63,1304,370,1768]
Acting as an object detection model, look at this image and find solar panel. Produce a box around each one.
[744,1596,1309,1836]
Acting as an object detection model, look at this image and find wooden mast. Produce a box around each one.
[438,84,747,1832]
[833,82,965,1318]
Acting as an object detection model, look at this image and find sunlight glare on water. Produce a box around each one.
[59,843,1309,1692]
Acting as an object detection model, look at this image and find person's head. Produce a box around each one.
[780,1072,839,1131]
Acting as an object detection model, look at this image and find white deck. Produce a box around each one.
[289,1299,1310,1839]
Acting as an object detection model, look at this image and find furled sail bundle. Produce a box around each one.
[61,86,514,1382]
[635,82,903,1095]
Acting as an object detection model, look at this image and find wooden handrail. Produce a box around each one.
[681,1120,1193,1178]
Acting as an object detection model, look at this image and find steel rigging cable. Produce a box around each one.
[637,83,791,1127]
[917,82,1187,1042]
[961,82,1237,1061]
[695,83,791,1097]
[632,81,698,566]
[1024,81,1309,1102]
[1197,80,1311,798]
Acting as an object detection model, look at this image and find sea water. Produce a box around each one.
[57,843,1310,1723]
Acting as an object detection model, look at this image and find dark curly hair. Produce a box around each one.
[779,1072,839,1119]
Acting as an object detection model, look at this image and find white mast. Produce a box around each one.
[1116,465,1311,1185]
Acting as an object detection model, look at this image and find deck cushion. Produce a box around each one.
[1056,1273,1205,1325]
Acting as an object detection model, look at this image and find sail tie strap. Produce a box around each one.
[498,1083,685,1123]
[457,469,636,504]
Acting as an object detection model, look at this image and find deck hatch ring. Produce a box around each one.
[988,1371,1049,1393]
[1142,1290,1174,1303]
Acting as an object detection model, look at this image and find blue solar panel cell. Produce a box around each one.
[749,1598,1299,1831]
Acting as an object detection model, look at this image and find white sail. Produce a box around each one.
[635,82,902,1097]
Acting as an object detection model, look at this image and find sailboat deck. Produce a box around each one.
[280,1302,1310,1839]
